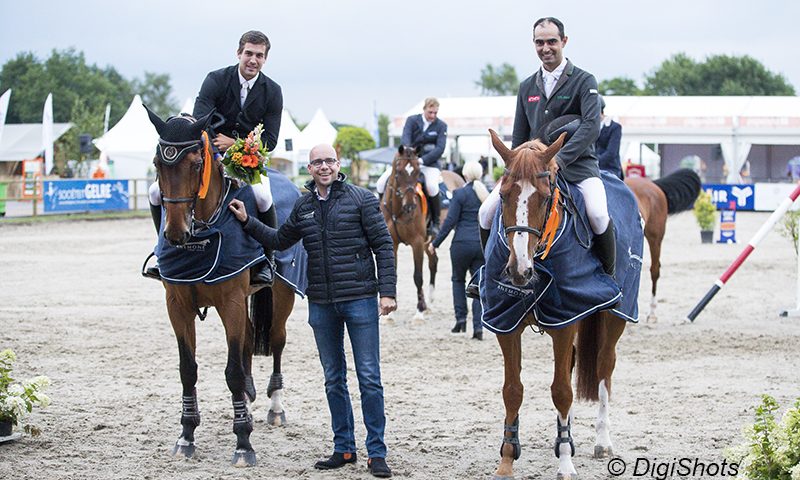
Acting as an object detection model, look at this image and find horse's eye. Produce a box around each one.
[193,162,202,172]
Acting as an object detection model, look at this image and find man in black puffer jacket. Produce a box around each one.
[228,143,396,478]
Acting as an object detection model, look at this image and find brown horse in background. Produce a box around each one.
[381,145,436,320]
[625,169,701,321]
[147,109,294,467]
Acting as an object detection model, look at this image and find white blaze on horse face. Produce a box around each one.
[512,181,537,276]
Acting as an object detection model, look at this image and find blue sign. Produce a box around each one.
[702,184,755,211]
[718,210,737,244]
[43,180,129,213]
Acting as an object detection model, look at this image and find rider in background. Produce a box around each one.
[479,17,616,277]
[596,95,624,181]
[376,97,448,236]
[146,30,282,285]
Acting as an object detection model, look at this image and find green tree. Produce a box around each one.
[0,49,134,125]
[475,62,519,96]
[334,126,375,186]
[377,113,390,147]
[644,53,795,96]
[598,77,642,96]
[133,72,179,118]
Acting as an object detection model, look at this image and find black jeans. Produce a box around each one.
[450,241,484,332]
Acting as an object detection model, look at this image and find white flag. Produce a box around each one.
[0,89,11,147]
[42,93,54,175]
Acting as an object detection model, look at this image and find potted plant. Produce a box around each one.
[0,349,51,437]
[693,190,716,243]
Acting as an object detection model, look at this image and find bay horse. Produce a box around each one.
[146,108,294,467]
[381,145,465,320]
[485,129,643,480]
[624,169,701,321]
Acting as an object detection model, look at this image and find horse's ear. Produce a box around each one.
[542,132,567,161]
[489,129,513,165]
[143,104,167,136]
[191,110,214,138]
[398,145,405,155]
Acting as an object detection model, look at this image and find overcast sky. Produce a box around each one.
[1,0,798,128]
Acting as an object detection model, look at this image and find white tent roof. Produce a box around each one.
[298,108,337,150]
[0,123,72,162]
[272,109,302,156]
[93,95,158,179]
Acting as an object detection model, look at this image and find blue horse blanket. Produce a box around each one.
[155,181,265,285]
[267,168,307,297]
[479,172,644,333]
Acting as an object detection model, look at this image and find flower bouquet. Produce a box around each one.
[0,349,51,437]
[221,123,270,185]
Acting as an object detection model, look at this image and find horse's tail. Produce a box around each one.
[653,168,701,214]
[250,287,273,356]
[575,313,602,401]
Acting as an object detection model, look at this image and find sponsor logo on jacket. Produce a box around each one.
[528,96,541,103]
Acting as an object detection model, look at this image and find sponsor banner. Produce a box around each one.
[701,184,755,211]
[43,179,129,213]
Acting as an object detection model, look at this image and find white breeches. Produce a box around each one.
[478,176,610,233]
[376,165,441,197]
[148,174,273,212]
[576,177,609,234]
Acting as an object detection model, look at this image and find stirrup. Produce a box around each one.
[141,252,161,281]
[500,416,521,460]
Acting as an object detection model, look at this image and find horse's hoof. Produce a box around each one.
[646,314,658,323]
[556,473,577,480]
[593,445,613,458]
[171,441,196,459]
[231,449,257,467]
[267,409,286,427]
[412,310,425,325]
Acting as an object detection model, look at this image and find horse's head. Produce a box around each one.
[490,129,565,286]
[391,145,423,215]
[146,105,214,246]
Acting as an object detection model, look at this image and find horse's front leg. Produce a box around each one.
[594,315,626,458]
[411,240,427,320]
[266,280,294,427]
[493,329,523,480]
[218,297,257,467]
[426,240,438,306]
[166,295,201,459]
[548,324,579,480]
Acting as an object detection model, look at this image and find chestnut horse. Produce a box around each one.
[147,109,294,467]
[625,169,701,321]
[486,129,642,480]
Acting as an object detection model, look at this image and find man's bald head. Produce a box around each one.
[309,144,337,163]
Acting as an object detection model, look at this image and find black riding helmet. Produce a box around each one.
[536,114,582,146]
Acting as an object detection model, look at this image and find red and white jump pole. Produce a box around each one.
[686,183,800,322]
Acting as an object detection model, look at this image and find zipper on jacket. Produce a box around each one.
[319,195,333,303]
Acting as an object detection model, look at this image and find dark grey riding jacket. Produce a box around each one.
[243,173,396,304]
[512,60,601,183]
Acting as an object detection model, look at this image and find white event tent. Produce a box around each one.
[270,109,302,175]
[93,95,158,179]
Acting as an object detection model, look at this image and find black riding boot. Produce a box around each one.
[250,205,276,287]
[143,204,163,280]
[428,193,441,237]
[465,227,490,300]
[593,219,617,277]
